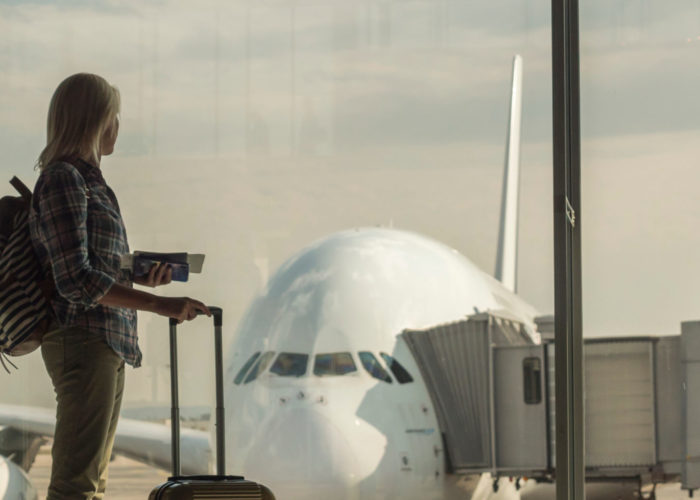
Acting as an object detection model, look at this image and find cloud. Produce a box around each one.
[580,43,700,138]
[0,0,554,160]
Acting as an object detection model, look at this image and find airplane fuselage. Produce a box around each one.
[224,228,538,499]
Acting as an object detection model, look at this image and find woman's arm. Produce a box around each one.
[35,166,209,323]
[98,282,210,323]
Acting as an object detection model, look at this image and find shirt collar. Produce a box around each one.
[61,155,104,184]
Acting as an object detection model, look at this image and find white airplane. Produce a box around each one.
[0,55,550,500]
[222,53,538,500]
[0,454,37,500]
[223,220,539,500]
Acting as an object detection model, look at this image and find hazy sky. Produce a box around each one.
[1,0,698,407]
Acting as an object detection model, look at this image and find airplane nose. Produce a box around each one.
[242,407,362,500]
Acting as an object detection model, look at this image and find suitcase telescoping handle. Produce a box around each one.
[169,307,225,477]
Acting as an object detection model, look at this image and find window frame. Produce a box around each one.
[243,351,276,384]
[269,352,309,378]
[313,352,358,377]
[379,352,414,384]
[358,351,393,383]
[522,356,543,405]
[234,351,262,385]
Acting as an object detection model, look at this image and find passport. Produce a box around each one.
[120,252,205,283]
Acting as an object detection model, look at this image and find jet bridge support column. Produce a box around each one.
[682,321,700,495]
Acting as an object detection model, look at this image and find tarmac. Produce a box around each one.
[26,441,693,499]
[28,441,169,499]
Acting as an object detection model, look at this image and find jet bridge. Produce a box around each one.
[401,313,700,496]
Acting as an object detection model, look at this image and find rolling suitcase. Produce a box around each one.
[149,307,275,500]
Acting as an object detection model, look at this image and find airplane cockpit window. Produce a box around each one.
[379,353,414,384]
[270,352,309,377]
[313,352,358,376]
[244,351,276,384]
[234,351,261,385]
[358,351,393,383]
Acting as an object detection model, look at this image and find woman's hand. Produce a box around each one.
[155,296,211,323]
[97,283,211,323]
[134,262,172,288]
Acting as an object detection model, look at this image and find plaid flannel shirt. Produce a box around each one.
[29,158,141,367]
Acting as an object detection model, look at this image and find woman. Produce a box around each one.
[29,73,210,499]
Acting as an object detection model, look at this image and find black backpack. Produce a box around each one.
[0,177,54,370]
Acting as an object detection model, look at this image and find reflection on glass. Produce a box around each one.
[1,0,556,497]
[234,352,261,385]
[269,352,308,377]
[379,353,413,384]
[358,351,392,383]
[313,352,357,376]
[244,351,275,384]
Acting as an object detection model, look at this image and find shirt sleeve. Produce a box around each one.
[35,165,115,308]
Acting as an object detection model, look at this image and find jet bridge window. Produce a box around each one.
[234,351,261,385]
[313,352,357,376]
[523,357,542,405]
[244,351,276,384]
[359,351,392,383]
[380,353,414,384]
[270,352,308,377]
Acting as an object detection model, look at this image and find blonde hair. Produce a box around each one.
[36,73,120,170]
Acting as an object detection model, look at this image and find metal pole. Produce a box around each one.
[488,325,497,478]
[552,0,584,498]
[213,308,226,476]
[169,318,181,477]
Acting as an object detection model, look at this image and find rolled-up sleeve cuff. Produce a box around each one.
[80,270,116,309]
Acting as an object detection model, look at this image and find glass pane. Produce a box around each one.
[269,352,308,377]
[380,352,414,384]
[243,351,275,384]
[358,351,392,383]
[313,352,357,376]
[234,351,261,385]
[0,1,552,498]
[579,1,700,497]
[522,357,542,405]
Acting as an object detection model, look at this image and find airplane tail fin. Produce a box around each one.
[494,55,523,293]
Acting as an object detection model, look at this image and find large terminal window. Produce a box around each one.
[270,353,309,377]
[379,353,414,384]
[313,352,357,376]
[1,2,557,497]
[358,351,392,383]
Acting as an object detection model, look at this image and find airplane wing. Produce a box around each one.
[0,404,210,475]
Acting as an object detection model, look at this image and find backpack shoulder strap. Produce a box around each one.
[10,177,32,205]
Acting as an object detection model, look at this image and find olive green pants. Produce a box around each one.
[42,326,125,500]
